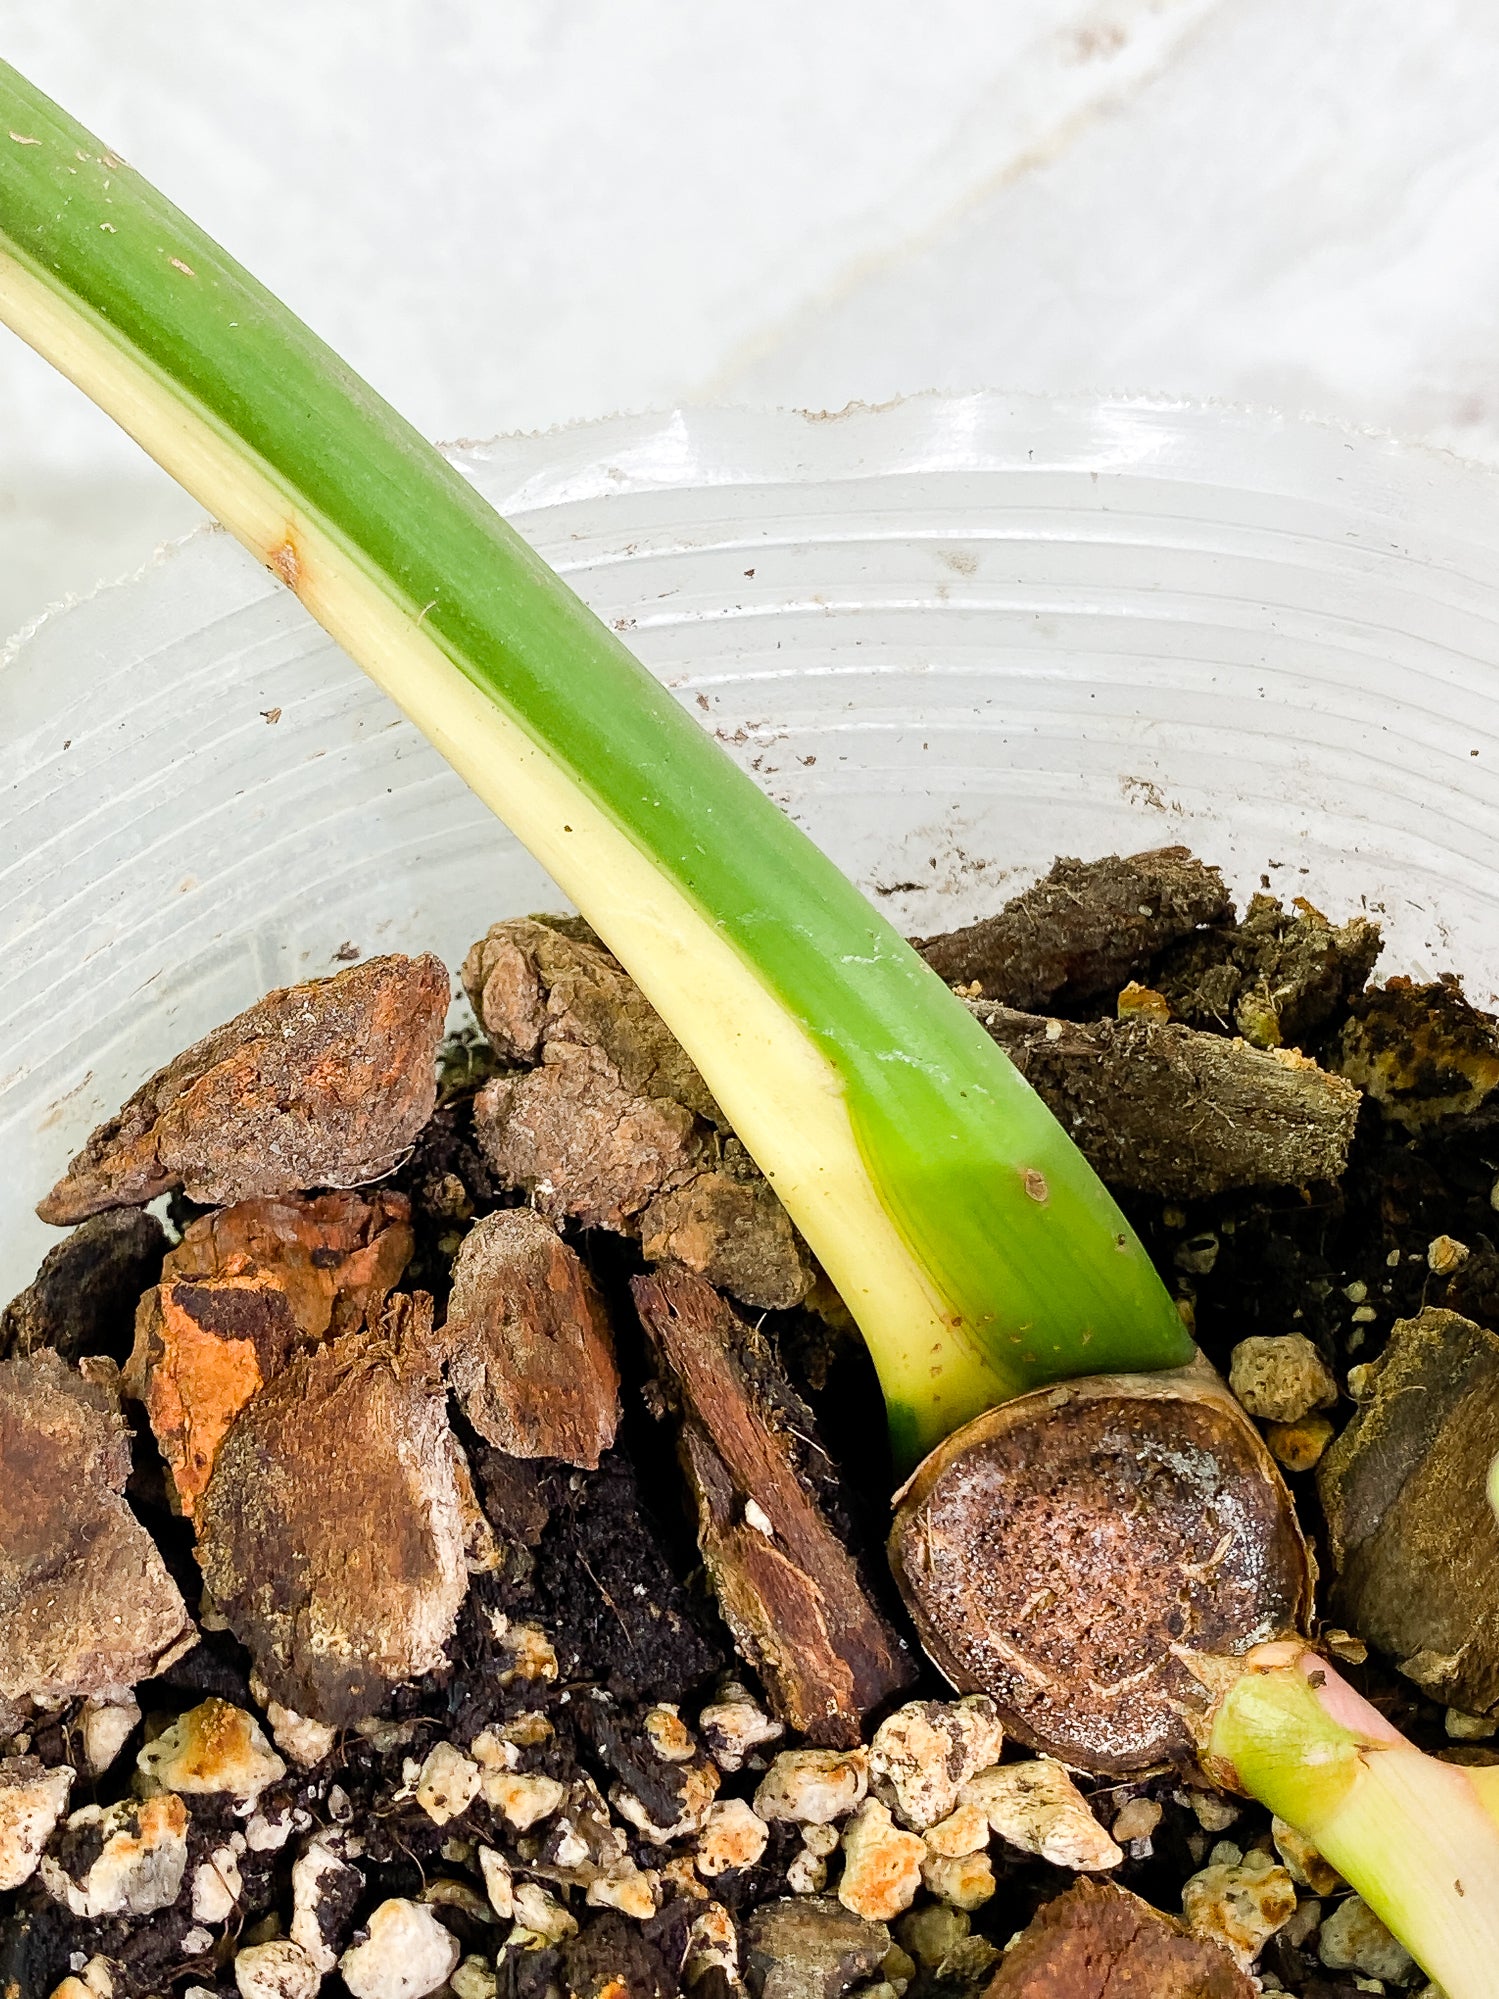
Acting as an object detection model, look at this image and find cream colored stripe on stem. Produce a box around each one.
[0,243,975,1408]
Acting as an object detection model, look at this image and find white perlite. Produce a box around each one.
[470,1727,520,1774]
[291,1839,362,1973]
[341,1899,461,1999]
[961,1760,1122,1871]
[838,1798,926,1922]
[921,1800,989,1857]
[41,1795,189,1918]
[78,1697,140,1777]
[245,1805,297,1852]
[1228,1334,1338,1424]
[1427,1235,1470,1277]
[869,1698,1004,1830]
[137,1698,286,1805]
[481,1769,566,1829]
[247,1672,335,1771]
[696,1797,769,1877]
[613,1758,720,1844]
[512,1880,579,1943]
[264,1700,337,1771]
[491,1617,559,1685]
[452,1959,499,1999]
[643,1705,698,1763]
[1181,1853,1298,1968]
[754,1747,869,1825]
[191,1845,243,1923]
[478,1844,514,1918]
[685,1901,739,1983]
[1319,1895,1418,1984]
[919,1849,995,1910]
[415,1742,482,1825]
[697,1686,783,1772]
[233,1940,321,1999]
[472,1712,553,1765]
[549,1815,591,1872]
[586,1864,659,1919]
[785,1847,826,1895]
[0,1758,73,1892]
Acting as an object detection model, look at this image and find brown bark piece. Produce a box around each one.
[441,1207,620,1467]
[972,1003,1361,1196]
[984,1878,1255,1999]
[912,848,1231,1008]
[38,954,450,1225]
[474,1046,708,1233]
[889,1365,1310,1775]
[1,1209,167,1365]
[1252,894,1383,1041]
[463,915,718,1116]
[1157,893,1381,1048]
[743,1896,891,1999]
[1334,975,1499,1127]
[0,1350,194,1704]
[163,1190,415,1340]
[632,1266,915,1746]
[1318,1307,1499,1713]
[195,1293,469,1725]
[124,1192,414,1517]
[465,917,814,1307]
[640,1141,815,1310]
[124,1276,300,1518]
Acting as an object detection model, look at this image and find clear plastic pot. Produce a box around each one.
[5,392,1499,1294]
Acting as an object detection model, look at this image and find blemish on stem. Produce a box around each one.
[268,539,301,592]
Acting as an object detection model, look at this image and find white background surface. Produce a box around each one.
[7,0,1499,638]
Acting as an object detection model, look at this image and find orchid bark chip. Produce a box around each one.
[0,1350,195,1705]
[194,1295,472,1725]
[38,956,449,1226]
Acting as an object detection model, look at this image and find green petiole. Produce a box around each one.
[1206,1643,1499,1999]
[0,60,1190,1465]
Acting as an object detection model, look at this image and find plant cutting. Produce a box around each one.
[3,59,1498,1992]
[0,61,1193,1471]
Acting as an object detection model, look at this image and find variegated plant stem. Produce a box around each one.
[0,63,1190,1461]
